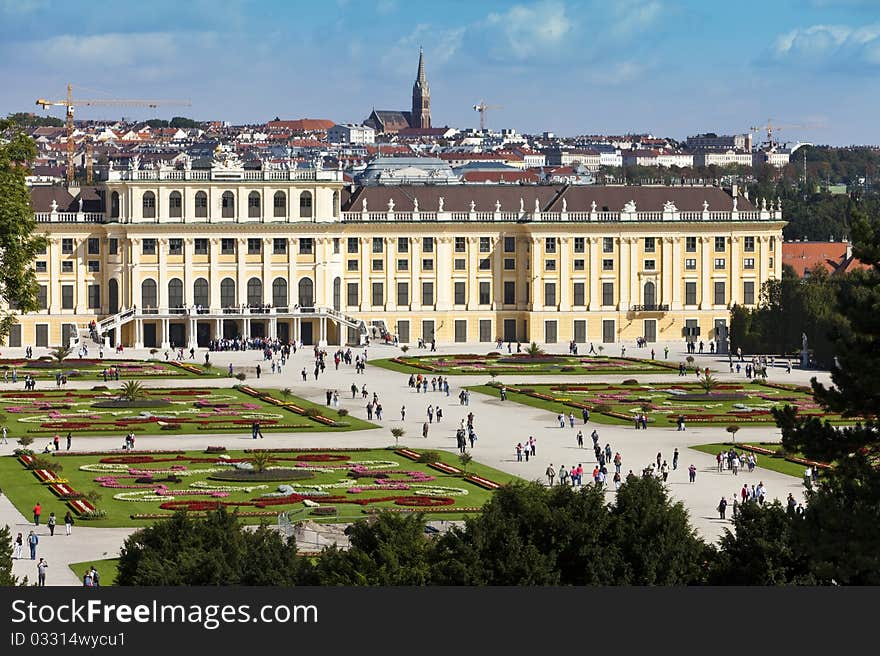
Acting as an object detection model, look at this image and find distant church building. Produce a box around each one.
[364,48,431,134]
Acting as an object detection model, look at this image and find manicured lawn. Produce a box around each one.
[0,386,376,439]
[0,447,518,528]
[69,559,119,586]
[469,380,849,427]
[372,353,677,376]
[690,443,812,479]
[0,358,221,381]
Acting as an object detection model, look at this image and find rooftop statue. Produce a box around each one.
[703,200,709,212]
[388,198,395,212]
[534,198,540,213]
[623,199,636,213]
[362,198,368,212]
[590,200,597,212]
[562,198,567,212]
[470,200,475,212]
[495,200,501,212]
[413,198,419,212]
[663,200,677,212]
[438,197,444,212]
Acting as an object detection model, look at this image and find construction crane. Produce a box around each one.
[749,119,804,150]
[473,100,503,131]
[36,84,191,185]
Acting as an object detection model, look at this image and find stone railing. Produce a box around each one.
[104,168,343,182]
[339,208,781,223]
[34,212,105,223]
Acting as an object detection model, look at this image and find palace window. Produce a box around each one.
[194,238,208,255]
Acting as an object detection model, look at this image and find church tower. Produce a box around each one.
[411,47,431,129]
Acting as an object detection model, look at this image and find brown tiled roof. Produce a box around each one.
[341,184,754,213]
[267,119,335,132]
[29,186,104,213]
[781,242,848,277]
[461,170,541,183]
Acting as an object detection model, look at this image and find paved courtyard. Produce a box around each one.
[0,340,830,585]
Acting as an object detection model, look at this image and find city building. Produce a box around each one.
[363,48,431,134]
[327,124,376,145]
[7,154,784,351]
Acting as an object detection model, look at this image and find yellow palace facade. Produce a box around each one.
[8,162,783,351]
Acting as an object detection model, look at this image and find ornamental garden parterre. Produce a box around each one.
[0,385,375,437]
[471,380,855,426]
[0,358,220,380]
[0,448,513,527]
[373,353,678,375]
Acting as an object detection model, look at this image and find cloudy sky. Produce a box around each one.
[2,0,879,145]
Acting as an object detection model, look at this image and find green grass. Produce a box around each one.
[0,448,519,528]
[468,380,848,427]
[69,558,119,586]
[690,443,810,478]
[0,358,222,380]
[371,354,677,376]
[0,386,376,439]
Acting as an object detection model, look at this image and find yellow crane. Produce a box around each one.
[749,119,804,149]
[473,100,503,131]
[36,84,191,185]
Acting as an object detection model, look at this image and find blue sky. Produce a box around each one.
[2,0,880,145]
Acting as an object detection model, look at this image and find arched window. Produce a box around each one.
[169,191,182,218]
[195,191,208,218]
[220,278,236,308]
[221,191,235,219]
[272,278,288,310]
[644,281,656,308]
[141,279,157,310]
[248,191,261,219]
[193,278,209,308]
[110,192,120,219]
[142,191,156,219]
[246,277,263,307]
[333,277,341,311]
[168,278,184,310]
[298,277,314,307]
[299,191,313,218]
[273,191,286,218]
[332,191,340,217]
[108,278,119,314]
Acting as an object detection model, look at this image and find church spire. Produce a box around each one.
[417,46,426,83]
[411,47,431,129]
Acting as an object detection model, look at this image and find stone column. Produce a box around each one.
[759,235,770,286]
[617,237,630,312]
[236,237,247,309]
[74,239,86,314]
[466,237,478,310]
[436,236,453,310]
[729,235,739,306]
[157,238,168,312]
[530,237,543,309]
[183,237,193,309]
[559,236,571,311]
[588,237,599,311]
[670,236,682,310]
[262,237,272,305]
[47,239,60,314]
[699,236,711,309]
[209,238,221,312]
[410,237,421,311]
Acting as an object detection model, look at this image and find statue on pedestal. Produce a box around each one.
[362,198,368,212]
[387,198,395,212]
[438,197,444,212]
[590,200,597,213]
[732,196,738,211]
[623,199,636,213]
[495,200,501,212]
[469,200,475,212]
[413,198,419,212]
[562,198,567,212]
[702,200,709,212]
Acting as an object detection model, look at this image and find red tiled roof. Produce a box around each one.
[267,119,335,132]
[462,170,540,183]
[781,242,848,277]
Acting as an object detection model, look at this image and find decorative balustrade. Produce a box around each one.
[105,168,340,182]
[338,208,781,223]
[630,304,670,312]
[34,212,106,223]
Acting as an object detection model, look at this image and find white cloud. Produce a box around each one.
[588,60,646,85]
[26,31,219,68]
[609,0,664,37]
[486,0,573,60]
[769,23,880,69]
[0,0,45,14]
[379,24,465,76]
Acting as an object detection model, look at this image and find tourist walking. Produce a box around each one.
[672,448,679,470]
[64,511,74,536]
[423,422,429,439]
[688,464,697,483]
[717,496,728,520]
[546,464,556,486]
[37,558,48,586]
[576,430,584,448]
[13,532,23,559]
[33,502,41,526]
[47,512,56,536]
[27,530,38,560]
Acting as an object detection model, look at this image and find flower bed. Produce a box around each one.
[395,448,422,461]
[428,461,463,475]
[465,474,503,490]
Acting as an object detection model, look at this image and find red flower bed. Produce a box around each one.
[394,496,455,507]
[99,455,181,464]
[294,454,350,462]
[395,448,422,461]
[428,461,462,475]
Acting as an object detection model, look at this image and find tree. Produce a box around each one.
[50,345,72,362]
[526,342,544,356]
[117,508,305,585]
[610,476,707,584]
[0,120,46,341]
[249,450,273,473]
[119,380,145,402]
[313,513,434,585]
[726,425,740,445]
[432,482,620,585]
[390,427,405,445]
[699,373,720,395]
[711,501,813,584]
[458,452,473,473]
[0,524,19,585]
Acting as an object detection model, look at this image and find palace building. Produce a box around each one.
[8,155,783,351]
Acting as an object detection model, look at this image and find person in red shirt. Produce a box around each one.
[33,502,42,526]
